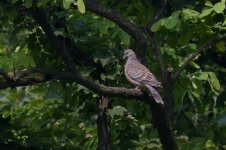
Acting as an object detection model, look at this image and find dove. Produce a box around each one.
[123,49,164,104]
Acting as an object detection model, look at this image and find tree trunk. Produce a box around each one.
[149,102,177,150]
[97,96,112,150]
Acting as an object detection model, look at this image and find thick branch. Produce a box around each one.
[172,35,226,81]
[0,68,146,101]
[31,7,77,71]
[84,0,147,57]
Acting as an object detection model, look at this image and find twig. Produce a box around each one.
[150,0,170,25]
[14,68,47,79]
[143,26,167,81]
[172,35,226,81]
[143,0,169,81]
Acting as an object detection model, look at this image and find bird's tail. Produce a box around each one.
[146,85,164,104]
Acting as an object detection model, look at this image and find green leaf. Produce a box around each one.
[222,19,226,26]
[213,1,225,13]
[165,11,180,29]
[2,111,10,118]
[100,57,111,66]
[151,18,167,32]
[79,66,95,77]
[205,1,213,7]
[161,45,176,59]
[77,0,85,14]
[190,61,200,69]
[113,106,127,116]
[208,72,221,92]
[192,72,208,80]
[96,20,113,34]
[182,9,199,21]
[188,43,197,50]
[24,0,32,8]
[199,8,213,18]
[63,0,75,9]
[205,139,216,148]
[216,41,225,52]
[100,73,105,81]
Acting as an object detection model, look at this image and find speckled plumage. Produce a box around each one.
[124,49,164,104]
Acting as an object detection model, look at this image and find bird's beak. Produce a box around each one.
[123,55,127,59]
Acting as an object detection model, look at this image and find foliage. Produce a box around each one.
[0,0,226,149]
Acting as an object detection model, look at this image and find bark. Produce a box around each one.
[148,101,177,150]
[97,96,112,150]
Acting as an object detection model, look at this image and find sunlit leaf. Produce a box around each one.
[182,9,199,21]
[77,0,85,14]
[188,43,197,50]
[165,11,180,29]
[151,18,167,32]
[63,0,75,9]
[205,1,213,7]
[190,61,200,69]
[199,8,213,18]
[213,1,225,13]
[208,72,221,92]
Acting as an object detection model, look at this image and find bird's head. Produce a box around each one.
[123,49,137,60]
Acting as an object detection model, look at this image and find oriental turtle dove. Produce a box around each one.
[123,49,164,104]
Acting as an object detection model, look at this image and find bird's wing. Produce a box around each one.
[126,60,161,87]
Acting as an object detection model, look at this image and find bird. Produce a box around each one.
[123,49,164,104]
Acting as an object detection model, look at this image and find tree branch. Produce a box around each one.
[143,0,170,82]
[151,0,170,24]
[31,7,77,72]
[0,68,147,101]
[143,26,167,81]
[84,0,147,57]
[172,35,226,81]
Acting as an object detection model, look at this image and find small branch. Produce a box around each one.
[151,0,170,25]
[143,26,167,82]
[172,35,226,81]
[181,111,198,131]
[0,76,50,90]
[14,68,47,79]
[84,0,147,57]
[143,0,172,80]
[143,1,169,81]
